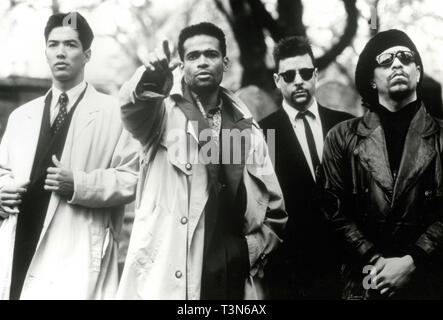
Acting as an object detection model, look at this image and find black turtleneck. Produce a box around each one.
[374,100,420,177]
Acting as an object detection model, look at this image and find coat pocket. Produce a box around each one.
[91,227,112,272]
[243,165,271,232]
[246,165,270,205]
[134,204,170,272]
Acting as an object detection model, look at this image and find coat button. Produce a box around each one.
[180,217,188,224]
[425,190,432,197]
[175,270,182,279]
[185,163,192,171]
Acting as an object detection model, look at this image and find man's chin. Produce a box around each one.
[52,71,72,81]
[291,97,310,110]
[191,81,219,93]
[388,88,412,101]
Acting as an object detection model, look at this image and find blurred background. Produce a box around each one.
[1,0,442,273]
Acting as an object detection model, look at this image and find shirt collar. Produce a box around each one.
[171,77,252,125]
[191,91,222,118]
[282,98,319,122]
[52,80,87,105]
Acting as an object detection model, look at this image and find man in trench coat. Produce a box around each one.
[117,22,287,299]
[0,12,138,300]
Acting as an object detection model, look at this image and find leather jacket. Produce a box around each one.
[321,105,443,299]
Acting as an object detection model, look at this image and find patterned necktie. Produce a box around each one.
[296,110,321,173]
[53,92,68,134]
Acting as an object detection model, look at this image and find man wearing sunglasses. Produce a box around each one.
[322,29,443,299]
[259,36,352,299]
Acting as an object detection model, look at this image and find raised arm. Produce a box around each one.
[119,40,180,150]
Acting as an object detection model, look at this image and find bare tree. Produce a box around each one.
[215,0,359,92]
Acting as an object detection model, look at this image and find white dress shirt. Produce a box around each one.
[282,98,324,180]
[50,81,87,125]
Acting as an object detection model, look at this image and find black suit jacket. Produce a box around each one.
[259,104,353,299]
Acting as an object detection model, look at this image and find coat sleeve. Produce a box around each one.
[68,125,139,208]
[119,66,168,151]
[410,130,443,269]
[321,125,379,264]
[0,113,18,218]
[243,128,288,276]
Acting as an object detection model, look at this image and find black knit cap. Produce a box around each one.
[355,29,423,106]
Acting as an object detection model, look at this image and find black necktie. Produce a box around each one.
[297,111,321,173]
[52,92,68,134]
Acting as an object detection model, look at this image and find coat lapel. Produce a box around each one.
[19,97,47,182]
[221,108,253,199]
[71,85,100,137]
[318,105,330,139]
[356,106,439,206]
[356,111,394,196]
[392,106,438,205]
[172,85,255,199]
[168,91,209,175]
[263,108,316,185]
[39,85,96,246]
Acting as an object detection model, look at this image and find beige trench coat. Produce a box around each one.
[0,85,139,299]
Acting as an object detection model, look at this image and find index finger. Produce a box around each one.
[162,40,171,61]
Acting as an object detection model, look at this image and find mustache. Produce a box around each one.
[389,71,408,80]
[293,88,308,94]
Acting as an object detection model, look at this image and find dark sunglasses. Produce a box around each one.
[375,50,415,66]
[278,68,315,82]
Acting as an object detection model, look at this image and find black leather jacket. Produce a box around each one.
[321,105,443,299]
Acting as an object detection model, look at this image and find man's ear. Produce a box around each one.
[179,61,184,71]
[223,56,229,72]
[313,68,319,82]
[416,65,421,84]
[273,73,280,89]
[84,48,91,63]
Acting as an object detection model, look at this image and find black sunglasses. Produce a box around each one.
[375,50,415,67]
[278,68,315,82]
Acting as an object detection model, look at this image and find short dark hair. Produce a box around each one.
[273,36,315,69]
[178,22,226,60]
[44,12,94,50]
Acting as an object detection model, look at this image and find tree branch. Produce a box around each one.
[214,0,234,26]
[277,0,305,36]
[316,0,358,70]
[246,0,286,41]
